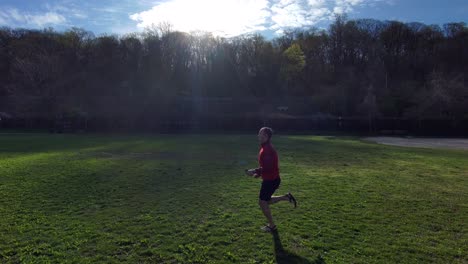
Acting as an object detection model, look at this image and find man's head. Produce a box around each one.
[258,127,273,144]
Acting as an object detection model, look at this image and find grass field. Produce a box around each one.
[0,133,466,263]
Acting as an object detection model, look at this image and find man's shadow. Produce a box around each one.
[272,230,325,264]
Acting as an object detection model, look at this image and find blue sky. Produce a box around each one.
[0,0,466,37]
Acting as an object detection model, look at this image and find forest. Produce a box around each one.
[0,16,467,133]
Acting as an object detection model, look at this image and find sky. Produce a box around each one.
[0,0,466,37]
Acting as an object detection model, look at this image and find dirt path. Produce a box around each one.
[363,137,468,150]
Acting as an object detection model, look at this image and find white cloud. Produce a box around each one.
[92,7,126,14]
[0,8,66,28]
[129,0,390,36]
[0,15,6,26]
[275,29,285,35]
[130,0,271,37]
[333,6,345,14]
[29,12,67,27]
[270,0,330,30]
[308,0,326,7]
[73,13,88,19]
[333,0,385,14]
[6,9,23,22]
[334,0,361,13]
[270,2,308,29]
[46,3,88,19]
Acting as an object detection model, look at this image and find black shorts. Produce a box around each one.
[259,178,281,201]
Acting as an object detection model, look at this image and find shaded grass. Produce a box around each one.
[0,134,466,263]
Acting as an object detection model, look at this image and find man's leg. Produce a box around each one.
[269,195,289,204]
[259,199,275,227]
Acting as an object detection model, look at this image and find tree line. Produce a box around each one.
[0,16,467,132]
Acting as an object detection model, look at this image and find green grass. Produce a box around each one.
[0,133,466,263]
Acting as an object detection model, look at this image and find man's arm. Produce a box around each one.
[245,168,260,177]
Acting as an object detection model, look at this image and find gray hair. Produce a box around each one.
[259,127,274,140]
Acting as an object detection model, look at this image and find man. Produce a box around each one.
[246,127,297,232]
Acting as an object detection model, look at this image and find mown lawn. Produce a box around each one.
[0,133,466,263]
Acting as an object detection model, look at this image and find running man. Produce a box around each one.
[246,127,297,232]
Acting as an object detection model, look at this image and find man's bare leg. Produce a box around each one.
[269,195,289,204]
[259,200,275,227]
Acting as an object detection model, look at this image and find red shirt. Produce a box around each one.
[257,142,280,181]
